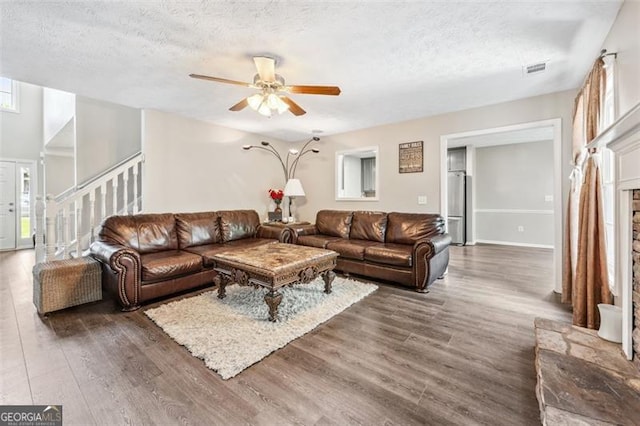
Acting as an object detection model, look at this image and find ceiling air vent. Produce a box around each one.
[523,61,547,76]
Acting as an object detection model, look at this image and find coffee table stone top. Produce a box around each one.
[209,243,338,277]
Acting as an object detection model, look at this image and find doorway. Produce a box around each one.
[439,119,562,292]
[0,159,38,250]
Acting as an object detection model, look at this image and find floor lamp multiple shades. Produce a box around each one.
[242,136,320,221]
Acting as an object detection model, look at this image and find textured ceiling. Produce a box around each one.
[0,1,623,142]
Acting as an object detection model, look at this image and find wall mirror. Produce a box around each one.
[335,146,379,201]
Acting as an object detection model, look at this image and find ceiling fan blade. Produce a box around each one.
[189,74,252,87]
[253,56,276,82]
[287,85,341,96]
[229,98,249,112]
[280,96,306,116]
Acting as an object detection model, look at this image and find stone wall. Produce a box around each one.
[633,189,640,368]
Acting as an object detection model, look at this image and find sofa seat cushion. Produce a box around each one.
[297,234,342,249]
[326,239,379,261]
[184,239,275,267]
[364,243,413,267]
[141,250,203,282]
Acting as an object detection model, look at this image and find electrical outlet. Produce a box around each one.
[518,226,524,232]
[417,196,427,205]
[545,195,553,202]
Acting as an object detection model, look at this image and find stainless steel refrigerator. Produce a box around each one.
[448,171,466,245]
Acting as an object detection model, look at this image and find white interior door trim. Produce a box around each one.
[440,118,563,293]
[0,157,38,250]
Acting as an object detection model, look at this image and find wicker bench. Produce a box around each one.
[33,257,102,314]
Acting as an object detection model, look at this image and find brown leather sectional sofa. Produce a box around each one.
[285,210,451,292]
[90,210,281,311]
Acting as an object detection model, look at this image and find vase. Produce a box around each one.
[274,202,282,213]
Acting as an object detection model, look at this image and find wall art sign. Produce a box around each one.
[399,141,423,173]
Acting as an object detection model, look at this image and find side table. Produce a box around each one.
[262,221,311,243]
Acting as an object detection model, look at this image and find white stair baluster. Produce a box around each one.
[35,195,45,263]
[132,164,139,214]
[62,204,70,258]
[75,198,82,256]
[89,190,96,244]
[45,195,56,261]
[112,177,118,215]
[123,167,129,214]
[100,183,107,222]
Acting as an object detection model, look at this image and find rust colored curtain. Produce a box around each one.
[572,155,612,328]
[562,57,612,328]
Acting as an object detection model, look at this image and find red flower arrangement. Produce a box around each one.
[268,189,284,204]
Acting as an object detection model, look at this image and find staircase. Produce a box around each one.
[35,152,143,263]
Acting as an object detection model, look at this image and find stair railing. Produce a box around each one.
[35,152,143,262]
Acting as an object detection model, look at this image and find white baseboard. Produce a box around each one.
[475,239,553,249]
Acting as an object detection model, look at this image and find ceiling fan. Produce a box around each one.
[189,56,341,117]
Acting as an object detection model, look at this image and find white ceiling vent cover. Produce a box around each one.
[523,62,548,76]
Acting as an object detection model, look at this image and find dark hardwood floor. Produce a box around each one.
[0,244,570,425]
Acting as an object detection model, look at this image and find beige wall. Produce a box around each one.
[142,109,287,217]
[295,90,575,223]
[44,154,74,196]
[75,96,141,184]
[0,81,42,161]
[602,0,640,116]
[475,140,554,246]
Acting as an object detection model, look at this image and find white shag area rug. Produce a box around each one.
[144,277,377,379]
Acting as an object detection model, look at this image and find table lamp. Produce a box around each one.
[284,178,305,222]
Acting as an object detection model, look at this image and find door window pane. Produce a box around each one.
[20,167,31,239]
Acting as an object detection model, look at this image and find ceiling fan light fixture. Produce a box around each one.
[266,93,289,115]
[276,95,290,114]
[247,93,264,111]
[257,101,272,117]
[190,56,339,117]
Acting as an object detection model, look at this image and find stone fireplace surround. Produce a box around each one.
[633,189,639,367]
[534,105,640,425]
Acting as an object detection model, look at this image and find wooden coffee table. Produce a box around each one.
[208,243,338,322]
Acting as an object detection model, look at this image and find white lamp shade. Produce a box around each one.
[284,178,305,197]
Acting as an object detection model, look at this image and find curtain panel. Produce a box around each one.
[562,58,612,328]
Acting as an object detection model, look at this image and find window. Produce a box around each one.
[19,167,31,239]
[0,77,19,112]
[601,56,616,287]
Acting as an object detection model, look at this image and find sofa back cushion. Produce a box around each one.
[218,210,260,242]
[98,213,178,254]
[175,212,220,248]
[316,210,353,239]
[134,214,179,253]
[349,211,388,242]
[386,213,444,245]
[98,215,139,249]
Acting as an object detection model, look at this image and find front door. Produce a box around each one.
[0,161,16,250]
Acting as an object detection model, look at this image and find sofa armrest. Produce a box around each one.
[287,224,318,244]
[413,234,451,256]
[412,234,451,291]
[90,241,142,311]
[256,225,284,241]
